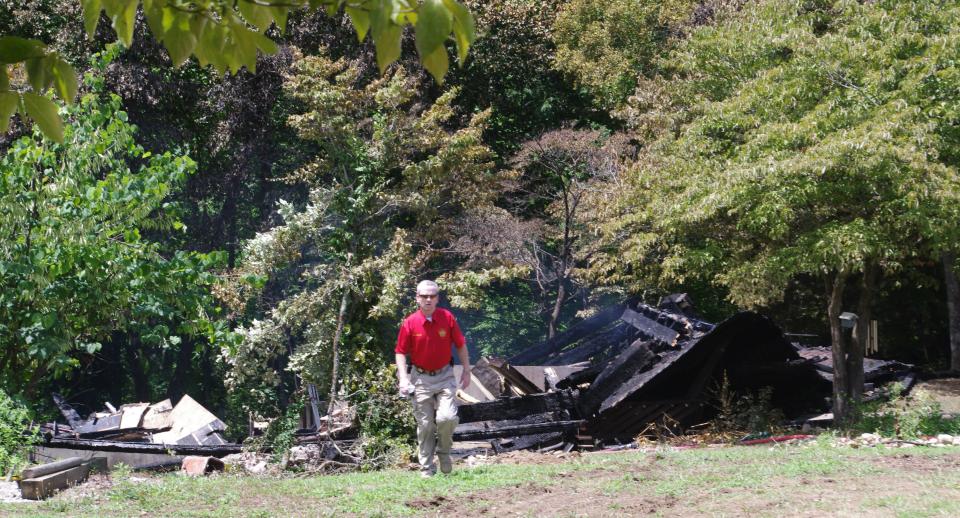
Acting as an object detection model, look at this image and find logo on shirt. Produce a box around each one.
[438,329,447,337]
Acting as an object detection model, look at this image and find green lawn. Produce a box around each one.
[3,439,959,517]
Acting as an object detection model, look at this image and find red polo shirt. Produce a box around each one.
[395,308,466,371]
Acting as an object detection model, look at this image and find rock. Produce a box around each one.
[937,434,954,445]
[181,456,224,476]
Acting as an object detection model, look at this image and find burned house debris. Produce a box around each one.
[37,394,240,472]
[452,297,914,450]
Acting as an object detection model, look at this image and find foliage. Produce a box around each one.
[346,361,416,470]
[257,392,305,459]
[552,0,696,109]
[0,0,476,142]
[597,0,960,338]
[708,373,784,435]
[446,0,598,154]
[0,54,224,398]
[852,384,960,439]
[505,128,633,335]
[0,389,36,475]
[220,48,510,416]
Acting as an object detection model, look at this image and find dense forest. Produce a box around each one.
[1,0,959,457]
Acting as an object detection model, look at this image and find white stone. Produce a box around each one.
[937,434,954,445]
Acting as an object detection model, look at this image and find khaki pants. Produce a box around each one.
[411,365,458,474]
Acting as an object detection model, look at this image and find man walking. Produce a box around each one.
[395,280,471,477]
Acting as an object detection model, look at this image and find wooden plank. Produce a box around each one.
[21,457,85,480]
[457,390,579,424]
[510,304,629,365]
[620,308,680,346]
[453,420,584,441]
[19,464,91,500]
[484,358,542,395]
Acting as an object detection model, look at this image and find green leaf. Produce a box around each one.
[346,6,371,42]
[371,3,403,73]
[238,1,274,32]
[102,0,138,46]
[21,92,63,143]
[0,92,19,133]
[0,64,8,91]
[415,0,452,65]
[81,0,102,38]
[420,42,449,84]
[51,58,79,103]
[443,0,474,64]
[0,37,46,63]
[25,56,53,93]
[268,6,290,34]
[161,10,200,66]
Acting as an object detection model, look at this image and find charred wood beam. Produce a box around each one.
[453,420,584,441]
[457,390,579,424]
[579,339,658,417]
[43,437,242,456]
[620,309,680,346]
[492,432,566,454]
[556,363,604,389]
[52,393,85,429]
[548,324,636,366]
[510,304,630,365]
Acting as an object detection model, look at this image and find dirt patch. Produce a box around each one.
[913,378,960,414]
[869,452,960,472]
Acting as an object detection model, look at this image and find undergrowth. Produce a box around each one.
[852,382,960,439]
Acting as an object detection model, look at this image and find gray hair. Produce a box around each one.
[416,280,440,294]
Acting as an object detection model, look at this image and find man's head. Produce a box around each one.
[416,280,440,317]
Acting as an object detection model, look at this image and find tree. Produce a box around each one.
[507,128,630,338]
[0,56,224,399]
[0,0,476,142]
[219,49,512,415]
[608,0,960,423]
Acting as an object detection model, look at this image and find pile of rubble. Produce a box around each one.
[39,394,241,463]
[452,296,915,451]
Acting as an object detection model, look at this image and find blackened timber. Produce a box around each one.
[484,357,542,395]
[457,390,579,424]
[556,362,604,389]
[579,339,658,416]
[43,437,242,456]
[453,420,584,441]
[52,393,85,429]
[510,304,630,365]
[548,323,636,365]
[620,308,680,346]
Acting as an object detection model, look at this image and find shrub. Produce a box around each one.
[852,384,960,439]
[0,390,37,475]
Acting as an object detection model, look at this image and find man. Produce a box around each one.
[395,280,471,477]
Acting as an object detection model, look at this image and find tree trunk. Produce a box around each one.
[827,269,850,425]
[328,286,350,402]
[548,280,566,339]
[943,252,960,371]
[850,262,878,414]
[167,336,194,402]
[125,335,151,402]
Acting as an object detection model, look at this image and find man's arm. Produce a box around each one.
[396,353,411,393]
[456,345,471,389]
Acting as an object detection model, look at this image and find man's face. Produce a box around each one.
[416,288,439,315]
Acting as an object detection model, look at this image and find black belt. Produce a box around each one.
[415,366,444,376]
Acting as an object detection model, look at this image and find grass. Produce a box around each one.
[1,439,959,517]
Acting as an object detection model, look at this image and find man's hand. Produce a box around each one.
[398,378,414,396]
[459,368,471,389]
